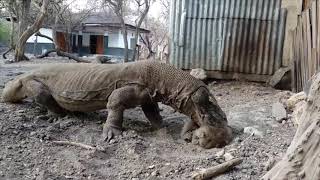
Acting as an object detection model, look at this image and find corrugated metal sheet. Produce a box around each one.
[169,0,287,75]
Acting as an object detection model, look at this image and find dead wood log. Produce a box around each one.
[36,49,57,58]
[56,50,91,63]
[37,49,91,63]
[263,73,320,179]
[191,158,243,180]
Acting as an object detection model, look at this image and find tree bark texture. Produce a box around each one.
[132,0,150,61]
[263,73,320,180]
[14,0,50,61]
[120,18,129,62]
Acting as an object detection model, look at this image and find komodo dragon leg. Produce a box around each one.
[141,102,163,129]
[181,119,198,142]
[103,85,162,142]
[24,80,66,115]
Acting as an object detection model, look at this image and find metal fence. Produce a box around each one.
[169,0,287,76]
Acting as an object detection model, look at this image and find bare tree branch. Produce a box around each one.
[104,0,129,62]
[35,31,53,42]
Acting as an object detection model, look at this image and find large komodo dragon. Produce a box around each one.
[2,61,232,148]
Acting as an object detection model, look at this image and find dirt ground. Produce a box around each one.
[0,56,296,180]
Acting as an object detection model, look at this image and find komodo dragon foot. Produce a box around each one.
[101,85,163,142]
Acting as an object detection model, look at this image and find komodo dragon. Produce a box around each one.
[2,61,232,148]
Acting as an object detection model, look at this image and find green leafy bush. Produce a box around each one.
[0,20,10,45]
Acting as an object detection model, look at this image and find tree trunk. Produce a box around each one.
[120,19,129,62]
[132,28,140,61]
[14,0,50,62]
[132,1,150,61]
[263,73,320,179]
[14,41,29,61]
[18,0,31,37]
[140,34,155,59]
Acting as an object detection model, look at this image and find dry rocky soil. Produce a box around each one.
[0,56,296,180]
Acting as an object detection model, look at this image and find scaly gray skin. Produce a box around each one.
[1,61,232,148]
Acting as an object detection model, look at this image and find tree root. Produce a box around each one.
[2,47,13,59]
[191,158,243,180]
[3,47,30,62]
[52,140,105,152]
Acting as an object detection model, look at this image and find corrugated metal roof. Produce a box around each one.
[169,0,287,75]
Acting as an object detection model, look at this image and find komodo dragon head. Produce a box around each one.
[2,78,27,103]
[188,87,232,149]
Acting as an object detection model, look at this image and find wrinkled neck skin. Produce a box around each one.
[179,100,228,128]
[171,86,228,128]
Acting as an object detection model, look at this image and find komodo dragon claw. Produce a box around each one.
[102,125,122,142]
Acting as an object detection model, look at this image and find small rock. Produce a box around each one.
[244,127,264,138]
[109,139,117,144]
[241,169,248,173]
[215,149,225,157]
[234,137,242,143]
[272,102,287,122]
[263,157,276,171]
[148,165,155,169]
[223,153,234,161]
[30,131,37,136]
[35,115,50,121]
[287,92,306,110]
[151,170,159,176]
[298,171,305,178]
[16,110,25,113]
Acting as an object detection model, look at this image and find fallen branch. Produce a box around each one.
[52,140,105,152]
[36,49,57,58]
[57,50,91,63]
[191,158,243,180]
[37,48,91,63]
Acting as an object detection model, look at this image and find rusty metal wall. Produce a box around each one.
[169,0,287,75]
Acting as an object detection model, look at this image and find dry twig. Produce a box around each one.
[52,140,105,152]
[192,158,243,180]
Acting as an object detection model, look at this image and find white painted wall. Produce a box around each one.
[27,28,53,43]
[107,29,139,49]
[108,32,120,48]
[82,33,90,47]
